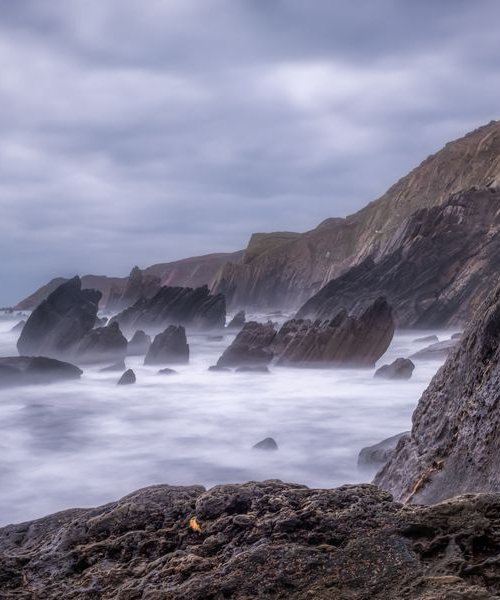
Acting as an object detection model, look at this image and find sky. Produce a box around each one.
[1,0,499,305]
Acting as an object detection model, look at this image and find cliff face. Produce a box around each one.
[297,187,500,327]
[375,283,500,504]
[212,120,500,309]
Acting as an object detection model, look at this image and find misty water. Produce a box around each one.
[0,312,453,526]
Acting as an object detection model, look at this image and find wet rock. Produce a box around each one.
[226,310,246,330]
[144,325,189,365]
[127,330,151,356]
[216,321,277,368]
[17,277,101,359]
[9,320,25,333]
[376,283,500,503]
[0,356,82,387]
[374,358,415,380]
[413,334,439,343]
[358,432,410,468]
[158,367,177,375]
[76,321,128,364]
[235,366,270,373]
[100,359,126,372]
[253,437,278,450]
[117,369,135,385]
[410,339,458,361]
[208,365,231,372]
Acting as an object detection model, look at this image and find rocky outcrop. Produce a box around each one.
[252,437,278,450]
[17,277,101,359]
[112,285,226,333]
[216,321,277,367]
[374,358,415,380]
[297,188,500,327]
[3,482,500,599]
[0,356,82,387]
[144,326,189,365]
[107,266,161,311]
[375,283,500,504]
[75,321,128,364]
[213,121,500,310]
[276,298,394,367]
[358,432,410,468]
[226,310,245,330]
[117,369,136,385]
[127,330,151,356]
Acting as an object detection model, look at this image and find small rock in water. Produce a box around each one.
[236,366,270,373]
[100,360,126,372]
[158,368,177,375]
[253,437,278,451]
[208,365,231,372]
[117,369,136,385]
[413,335,439,343]
[374,358,414,380]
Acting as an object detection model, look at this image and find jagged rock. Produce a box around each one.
[0,356,82,387]
[235,365,270,373]
[226,310,246,330]
[3,482,500,598]
[216,321,277,367]
[75,321,128,364]
[127,330,151,356]
[413,335,439,343]
[252,437,278,450]
[276,298,394,368]
[376,284,500,504]
[158,367,177,375]
[117,369,135,385]
[17,277,101,359]
[358,432,410,468]
[100,359,126,372]
[112,285,226,332]
[107,266,161,311]
[374,358,414,380]
[410,339,458,361]
[9,320,25,333]
[144,326,189,365]
[297,188,500,327]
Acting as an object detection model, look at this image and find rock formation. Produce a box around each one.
[375,283,500,504]
[297,187,500,327]
[216,321,277,367]
[75,321,128,364]
[2,481,500,598]
[107,266,161,311]
[112,285,226,333]
[17,277,101,359]
[127,330,151,356]
[117,369,136,385]
[144,325,189,365]
[226,310,246,330]
[374,358,414,380]
[358,432,410,469]
[0,356,82,387]
[252,437,278,450]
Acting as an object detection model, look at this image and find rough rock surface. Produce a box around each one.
[0,356,82,387]
[3,481,500,599]
[374,358,415,380]
[226,310,246,330]
[212,121,500,310]
[358,432,410,468]
[410,339,458,361]
[276,298,394,368]
[376,283,500,504]
[216,321,277,367]
[76,321,128,363]
[17,277,101,359]
[127,330,151,356]
[297,188,500,327]
[144,326,189,365]
[112,285,226,333]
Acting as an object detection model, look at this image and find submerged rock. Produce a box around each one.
[216,321,277,367]
[252,437,278,450]
[144,325,189,365]
[76,321,128,364]
[117,369,135,385]
[127,330,151,356]
[374,358,414,380]
[0,356,82,387]
[208,365,231,372]
[17,277,101,359]
[158,367,177,375]
[410,339,458,361]
[226,310,246,330]
[358,432,410,468]
[2,481,500,598]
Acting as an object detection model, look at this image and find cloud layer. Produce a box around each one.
[1,0,499,303]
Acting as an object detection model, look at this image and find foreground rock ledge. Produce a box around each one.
[2,482,500,599]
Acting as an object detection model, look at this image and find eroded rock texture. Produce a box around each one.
[376,283,500,504]
[2,482,500,599]
[216,321,277,367]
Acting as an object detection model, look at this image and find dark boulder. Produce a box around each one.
[158,367,177,375]
[358,432,410,468]
[376,283,500,503]
[117,369,135,385]
[413,334,438,343]
[100,360,126,372]
[127,330,151,356]
[76,321,128,364]
[0,356,82,387]
[216,321,277,368]
[226,310,246,330]
[17,277,101,359]
[112,284,226,332]
[252,437,278,450]
[409,339,458,361]
[144,326,189,365]
[374,358,414,380]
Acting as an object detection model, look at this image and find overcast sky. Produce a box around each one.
[1,0,499,304]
